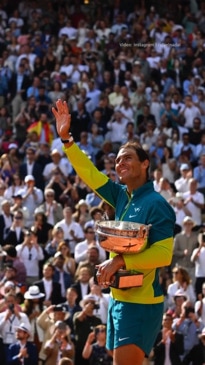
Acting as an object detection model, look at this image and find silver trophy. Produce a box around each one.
[95,221,151,289]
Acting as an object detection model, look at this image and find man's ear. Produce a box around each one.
[142,159,150,170]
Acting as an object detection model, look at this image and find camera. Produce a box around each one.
[8,303,14,313]
[93,302,100,310]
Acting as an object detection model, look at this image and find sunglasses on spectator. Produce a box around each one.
[14,216,23,220]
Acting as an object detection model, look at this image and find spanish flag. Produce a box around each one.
[27,121,53,145]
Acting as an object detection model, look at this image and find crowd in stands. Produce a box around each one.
[1,0,205,364]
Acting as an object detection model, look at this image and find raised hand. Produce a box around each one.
[52,100,71,140]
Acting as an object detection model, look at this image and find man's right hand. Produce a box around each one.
[52,100,71,140]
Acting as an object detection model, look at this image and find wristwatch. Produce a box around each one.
[61,134,74,144]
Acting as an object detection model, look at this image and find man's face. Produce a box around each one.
[63,208,72,219]
[54,311,66,321]
[115,147,148,185]
[54,257,64,269]
[66,289,78,303]
[5,268,16,280]
[2,202,10,215]
[26,149,35,162]
[79,269,91,283]
[16,329,28,341]
[43,265,54,279]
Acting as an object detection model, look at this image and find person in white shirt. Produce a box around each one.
[0,199,13,243]
[74,226,106,264]
[119,97,134,123]
[16,229,44,285]
[175,163,192,193]
[183,178,205,228]
[38,188,63,226]
[89,276,110,324]
[58,19,77,39]
[106,110,128,152]
[191,231,205,297]
[108,84,123,108]
[152,168,163,192]
[195,282,205,326]
[18,175,43,227]
[54,206,84,255]
[0,292,30,361]
[43,149,73,184]
[179,95,201,129]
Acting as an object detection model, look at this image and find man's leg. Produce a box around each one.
[114,344,145,365]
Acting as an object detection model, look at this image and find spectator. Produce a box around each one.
[169,193,192,235]
[3,210,25,247]
[16,229,44,286]
[173,216,198,283]
[172,301,203,360]
[56,241,76,278]
[195,283,205,326]
[38,188,63,226]
[45,227,65,258]
[60,286,82,342]
[193,153,205,192]
[9,193,30,224]
[8,63,31,120]
[0,292,30,363]
[44,320,75,365]
[19,146,44,190]
[27,112,55,146]
[183,178,205,229]
[37,304,70,364]
[167,268,196,309]
[23,285,45,351]
[89,276,110,324]
[43,148,73,184]
[73,294,102,365]
[72,199,91,228]
[52,252,73,301]
[34,262,63,307]
[191,231,205,297]
[18,175,43,227]
[7,322,38,365]
[74,226,106,265]
[32,210,53,246]
[82,324,113,365]
[75,245,101,279]
[2,244,26,286]
[175,163,192,193]
[71,266,91,305]
[182,326,205,365]
[45,167,67,203]
[54,206,84,257]
[4,174,24,201]
[151,312,184,365]
[0,199,13,244]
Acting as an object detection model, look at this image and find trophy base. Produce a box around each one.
[110,269,143,289]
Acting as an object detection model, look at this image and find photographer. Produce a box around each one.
[44,321,74,365]
[73,294,102,365]
[0,292,30,363]
[191,231,205,297]
[82,325,113,365]
[172,301,204,360]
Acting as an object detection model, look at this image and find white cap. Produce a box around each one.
[24,175,35,183]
